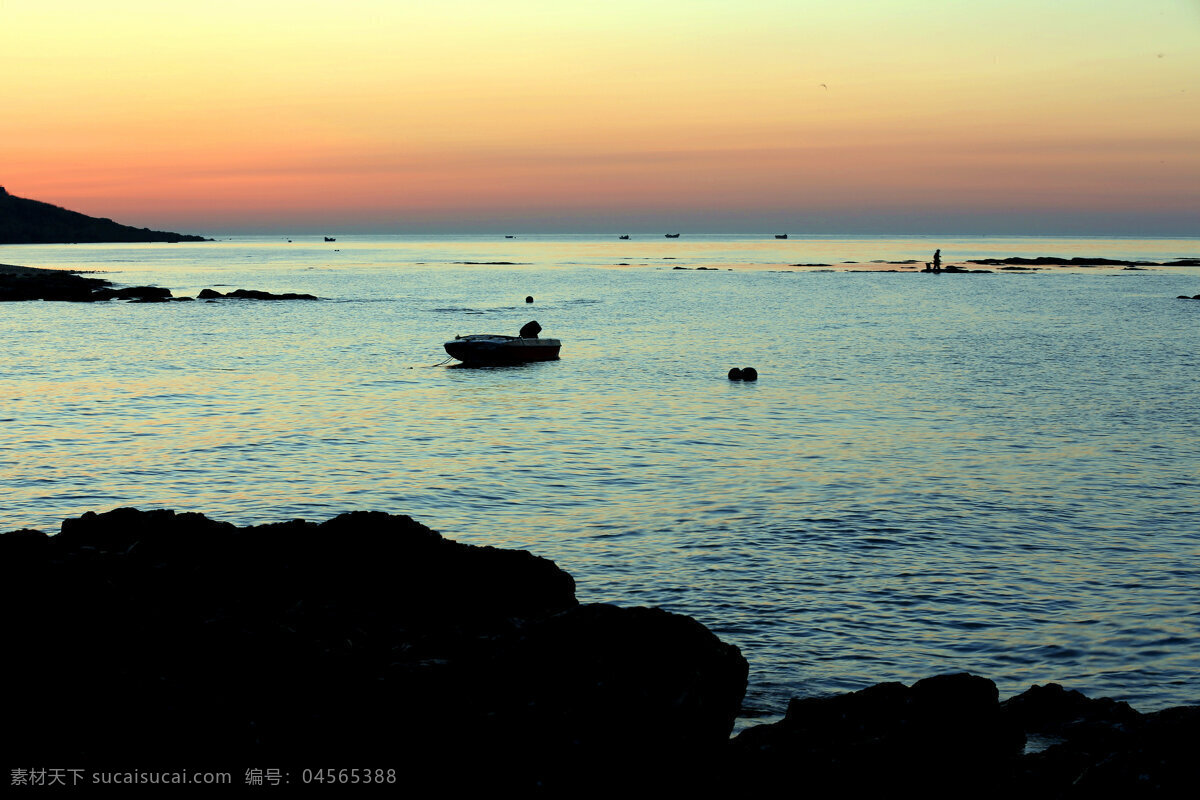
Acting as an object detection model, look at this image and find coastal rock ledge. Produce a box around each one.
[2,508,746,791]
[4,509,1195,795]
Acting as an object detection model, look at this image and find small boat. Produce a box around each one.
[445,335,561,364]
[775,234,787,239]
[444,320,560,364]
[324,236,336,242]
[505,235,514,238]
[619,235,629,240]
[665,233,680,238]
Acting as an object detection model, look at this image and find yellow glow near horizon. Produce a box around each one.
[2,0,1198,232]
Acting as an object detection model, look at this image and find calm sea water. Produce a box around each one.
[3,234,1199,726]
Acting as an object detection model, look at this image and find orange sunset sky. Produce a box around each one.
[3,0,1199,234]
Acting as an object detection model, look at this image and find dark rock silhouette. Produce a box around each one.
[2,508,747,790]
[2,265,317,303]
[922,263,993,274]
[731,673,1022,795]
[729,674,1199,797]
[3,508,1195,793]
[0,186,208,243]
[0,264,183,302]
[1,263,113,301]
[92,285,174,302]
[967,256,1200,268]
[197,288,319,300]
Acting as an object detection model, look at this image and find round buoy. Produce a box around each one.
[741,367,758,381]
[728,368,743,380]
[525,296,534,303]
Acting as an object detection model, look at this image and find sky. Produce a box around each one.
[2,0,1199,234]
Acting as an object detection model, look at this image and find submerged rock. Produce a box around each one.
[93,285,174,301]
[198,288,319,300]
[965,256,1188,267]
[922,264,994,273]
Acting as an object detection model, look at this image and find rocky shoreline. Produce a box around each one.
[3,508,1195,794]
[0,263,317,302]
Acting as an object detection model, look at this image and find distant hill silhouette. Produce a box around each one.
[0,186,208,244]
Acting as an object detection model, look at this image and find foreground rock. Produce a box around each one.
[2,508,747,790]
[4,507,1194,794]
[729,674,1198,797]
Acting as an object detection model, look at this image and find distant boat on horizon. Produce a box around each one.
[505,235,514,238]
[619,235,629,240]
[324,236,336,242]
[775,234,788,239]
[665,233,680,238]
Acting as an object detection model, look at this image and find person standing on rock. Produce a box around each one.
[933,249,942,271]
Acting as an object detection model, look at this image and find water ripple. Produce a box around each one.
[3,240,1199,724]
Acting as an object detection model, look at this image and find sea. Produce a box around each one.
[3,233,1199,728]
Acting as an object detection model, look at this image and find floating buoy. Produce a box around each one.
[526,296,534,303]
[741,367,758,381]
[728,368,743,380]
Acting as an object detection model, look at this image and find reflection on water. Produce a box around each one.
[3,235,1200,724]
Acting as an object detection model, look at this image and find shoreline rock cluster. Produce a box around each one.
[0,264,317,303]
[967,256,1200,267]
[197,288,318,301]
[3,508,1195,794]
